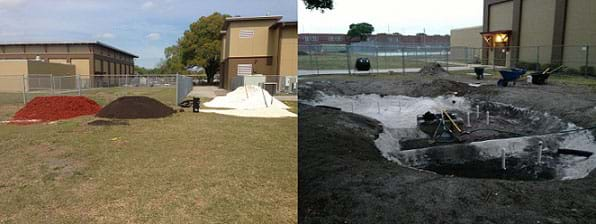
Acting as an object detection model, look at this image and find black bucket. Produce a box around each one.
[192,97,201,113]
[474,67,485,80]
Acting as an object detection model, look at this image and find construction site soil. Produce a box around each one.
[298,75,596,223]
[96,96,174,119]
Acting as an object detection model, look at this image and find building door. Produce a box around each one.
[494,42,507,66]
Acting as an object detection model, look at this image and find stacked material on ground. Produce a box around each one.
[96,96,174,119]
[7,96,101,124]
[202,85,296,118]
[419,63,448,75]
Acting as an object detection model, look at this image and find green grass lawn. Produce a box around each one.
[0,87,297,223]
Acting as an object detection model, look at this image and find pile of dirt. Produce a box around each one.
[418,63,447,75]
[88,119,129,126]
[10,96,101,123]
[96,96,174,119]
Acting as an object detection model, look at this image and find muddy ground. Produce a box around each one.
[298,74,596,223]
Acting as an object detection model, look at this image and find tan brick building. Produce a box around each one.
[0,41,137,76]
[219,16,297,90]
[481,0,596,67]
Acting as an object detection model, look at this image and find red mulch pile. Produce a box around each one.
[10,96,101,124]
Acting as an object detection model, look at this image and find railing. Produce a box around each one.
[0,74,180,104]
[299,44,595,76]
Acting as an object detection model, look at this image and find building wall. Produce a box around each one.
[27,61,76,76]
[450,26,483,62]
[563,0,596,68]
[71,59,90,76]
[518,0,556,64]
[278,27,298,76]
[222,57,273,90]
[0,61,28,92]
[488,1,514,31]
[488,1,514,64]
[227,20,278,57]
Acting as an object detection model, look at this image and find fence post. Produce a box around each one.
[536,46,541,71]
[22,75,27,104]
[315,52,320,76]
[424,47,428,64]
[77,74,81,96]
[375,45,380,74]
[50,74,55,94]
[346,45,352,75]
[402,48,406,75]
[446,47,450,73]
[585,45,590,76]
[175,74,179,105]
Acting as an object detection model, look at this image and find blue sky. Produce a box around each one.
[299,0,483,36]
[0,0,297,68]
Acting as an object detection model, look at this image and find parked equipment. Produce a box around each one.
[474,67,485,80]
[192,97,201,113]
[530,65,565,85]
[497,68,527,87]
[355,58,371,71]
[417,111,464,143]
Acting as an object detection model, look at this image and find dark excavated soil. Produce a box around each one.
[298,75,596,224]
[87,119,130,126]
[96,96,174,119]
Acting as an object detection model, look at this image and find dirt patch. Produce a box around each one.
[88,119,129,126]
[10,96,101,123]
[418,63,447,75]
[96,96,174,119]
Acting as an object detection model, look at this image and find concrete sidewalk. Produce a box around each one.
[188,86,228,99]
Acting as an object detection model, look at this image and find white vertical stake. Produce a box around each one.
[537,141,543,165]
[377,101,381,114]
[486,111,490,125]
[351,101,354,112]
[466,111,471,127]
[476,105,480,119]
[501,148,506,170]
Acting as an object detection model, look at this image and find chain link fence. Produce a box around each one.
[0,74,180,105]
[299,44,595,77]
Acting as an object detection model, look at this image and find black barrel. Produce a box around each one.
[355,58,371,71]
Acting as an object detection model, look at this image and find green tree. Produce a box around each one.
[347,23,374,41]
[159,45,186,74]
[303,0,333,11]
[177,12,229,83]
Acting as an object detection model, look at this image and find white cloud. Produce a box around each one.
[141,1,154,9]
[0,0,25,7]
[96,32,115,39]
[298,0,483,35]
[146,32,161,40]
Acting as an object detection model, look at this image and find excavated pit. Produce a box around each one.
[308,93,596,181]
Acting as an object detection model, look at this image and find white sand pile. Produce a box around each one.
[202,85,296,118]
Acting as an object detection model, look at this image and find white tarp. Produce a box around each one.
[202,85,296,118]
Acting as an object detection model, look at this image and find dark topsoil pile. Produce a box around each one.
[11,96,101,123]
[96,96,174,119]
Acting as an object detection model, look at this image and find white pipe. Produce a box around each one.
[476,105,480,119]
[501,148,506,170]
[537,141,543,165]
[466,111,471,127]
[351,101,354,112]
[486,111,490,125]
[377,101,381,114]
